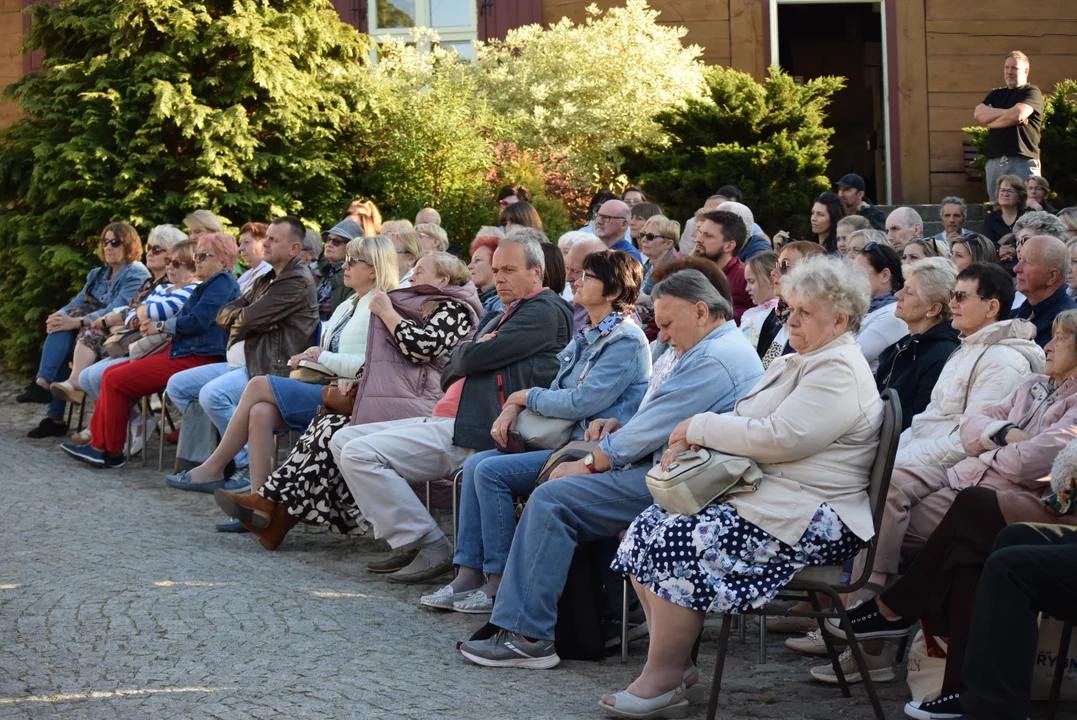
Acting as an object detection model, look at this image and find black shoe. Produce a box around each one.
[28,417,69,439]
[904,692,965,719]
[824,598,914,640]
[17,383,52,404]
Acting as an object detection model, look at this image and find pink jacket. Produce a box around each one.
[951,374,1077,524]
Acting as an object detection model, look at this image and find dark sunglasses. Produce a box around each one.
[326,236,349,246]
[101,238,124,248]
[345,255,370,267]
[778,260,795,275]
[950,290,986,303]
[195,252,216,262]
[147,244,168,255]
[167,259,189,269]
[641,232,672,243]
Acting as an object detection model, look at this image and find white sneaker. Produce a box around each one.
[809,647,895,684]
[785,629,844,656]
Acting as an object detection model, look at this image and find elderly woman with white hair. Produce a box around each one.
[556,230,598,301]
[601,256,883,717]
[415,222,449,254]
[53,224,189,412]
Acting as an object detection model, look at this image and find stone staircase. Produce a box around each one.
[876,203,986,237]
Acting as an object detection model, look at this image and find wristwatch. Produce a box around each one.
[155,321,165,333]
[582,453,598,474]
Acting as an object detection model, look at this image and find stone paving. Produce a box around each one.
[0,372,1068,719]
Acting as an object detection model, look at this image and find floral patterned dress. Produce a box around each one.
[258,300,473,534]
[612,501,861,614]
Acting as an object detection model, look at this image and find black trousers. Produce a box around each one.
[962,522,1077,720]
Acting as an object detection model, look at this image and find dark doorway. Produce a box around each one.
[777,2,886,203]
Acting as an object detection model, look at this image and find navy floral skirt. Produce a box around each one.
[612,502,861,614]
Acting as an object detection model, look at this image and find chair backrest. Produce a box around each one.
[844,388,902,592]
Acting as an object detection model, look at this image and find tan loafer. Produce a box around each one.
[50,381,85,405]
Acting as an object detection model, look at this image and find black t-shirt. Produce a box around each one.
[983,84,1043,159]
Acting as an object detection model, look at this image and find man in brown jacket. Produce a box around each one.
[165,216,318,493]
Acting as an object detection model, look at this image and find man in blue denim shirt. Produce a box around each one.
[460,269,764,668]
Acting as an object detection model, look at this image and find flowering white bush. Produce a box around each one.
[473,0,706,173]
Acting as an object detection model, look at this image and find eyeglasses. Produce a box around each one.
[580,270,601,283]
[950,290,986,303]
[997,188,1018,197]
[167,259,189,269]
[345,255,370,267]
[326,236,348,246]
[594,212,627,224]
[778,260,795,275]
[195,252,216,262]
[147,245,167,255]
[640,232,672,243]
[102,238,124,248]
[848,241,879,258]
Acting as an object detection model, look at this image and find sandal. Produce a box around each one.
[682,666,704,704]
[598,683,689,718]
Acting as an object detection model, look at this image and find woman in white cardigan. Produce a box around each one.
[601,257,883,718]
[853,241,909,372]
[176,235,399,496]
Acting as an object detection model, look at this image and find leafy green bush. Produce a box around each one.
[0,0,370,370]
[474,0,706,182]
[620,65,844,235]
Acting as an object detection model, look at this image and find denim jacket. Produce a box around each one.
[61,262,152,321]
[599,321,764,469]
[525,317,651,439]
[166,271,241,359]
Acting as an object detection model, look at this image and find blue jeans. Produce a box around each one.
[454,449,553,575]
[165,363,251,467]
[80,357,129,400]
[37,329,77,419]
[489,465,653,641]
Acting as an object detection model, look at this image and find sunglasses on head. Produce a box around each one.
[345,255,370,267]
[195,252,215,262]
[102,238,124,248]
[641,232,671,243]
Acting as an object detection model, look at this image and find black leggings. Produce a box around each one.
[880,486,1008,695]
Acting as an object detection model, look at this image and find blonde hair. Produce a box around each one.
[169,239,198,271]
[381,219,414,235]
[423,251,471,286]
[390,230,424,259]
[642,215,681,244]
[904,257,958,322]
[183,209,224,236]
[148,224,188,249]
[415,222,450,251]
[347,235,400,292]
[347,199,382,236]
[836,215,871,233]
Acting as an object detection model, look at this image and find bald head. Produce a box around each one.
[594,200,630,245]
[1016,235,1068,304]
[886,207,923,252]
[565,238,608,295]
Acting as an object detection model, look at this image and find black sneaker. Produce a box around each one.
[17,383,53,404]
[904,693,965,719]
[824,598,913,641]
[27,417,69,439]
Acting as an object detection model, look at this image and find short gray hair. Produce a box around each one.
[716,201,754,234]
[904,257,958,322]
[557,230,598,250]
[502,228,547,273]
[651,269,734,321]
[782,256,871,333]
[302,229,323,255]
[939,196,968,218]
[474,226,505,242]
[1014,210,1067,241]
[415,222,450,251]
[148,224,188,249]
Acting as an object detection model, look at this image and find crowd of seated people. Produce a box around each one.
[19,174,1077,720]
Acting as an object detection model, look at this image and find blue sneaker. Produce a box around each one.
[224,466,251,493]
[164,470,227,493]
[215,518,249,533]
[61,443,125,468]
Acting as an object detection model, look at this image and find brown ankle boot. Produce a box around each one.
[251,503,299,551]
[214,489,276,529]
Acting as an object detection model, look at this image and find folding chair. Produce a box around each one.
[424,468,465,550]
[1048,617,1074,720]
[705,389,902,720]
[65,394,87,433]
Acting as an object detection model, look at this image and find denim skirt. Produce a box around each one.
[267,376,326,430]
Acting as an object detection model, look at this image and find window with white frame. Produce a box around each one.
[369,0,477,60]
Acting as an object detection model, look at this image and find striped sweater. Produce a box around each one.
[126,281,200,324]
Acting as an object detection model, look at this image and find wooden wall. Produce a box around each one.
[0,2,24,131]
[921,0,1077,203]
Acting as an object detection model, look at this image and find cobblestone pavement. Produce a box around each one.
[0,373,1063,719]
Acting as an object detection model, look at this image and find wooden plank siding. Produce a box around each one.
[921,0,1077,202]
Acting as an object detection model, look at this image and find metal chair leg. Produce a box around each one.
[705,615,734,720]
[451,470,460,550]
[425,481,431,513]
[830,590,886,720]
[141,396,149,467]
[158,392,167,471]
[1048,619,1073,720]
[77,396,86,432]
[738,614,746,643]
[759,615,767,663]
[621,577,629,663]
[810,591,851,698]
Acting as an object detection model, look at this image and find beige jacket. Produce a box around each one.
[686,333,883,546]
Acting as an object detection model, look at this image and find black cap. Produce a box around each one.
[835,173,866,192]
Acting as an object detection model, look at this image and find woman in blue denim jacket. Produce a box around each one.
[21,222,151,438]
[420,250,651,614]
